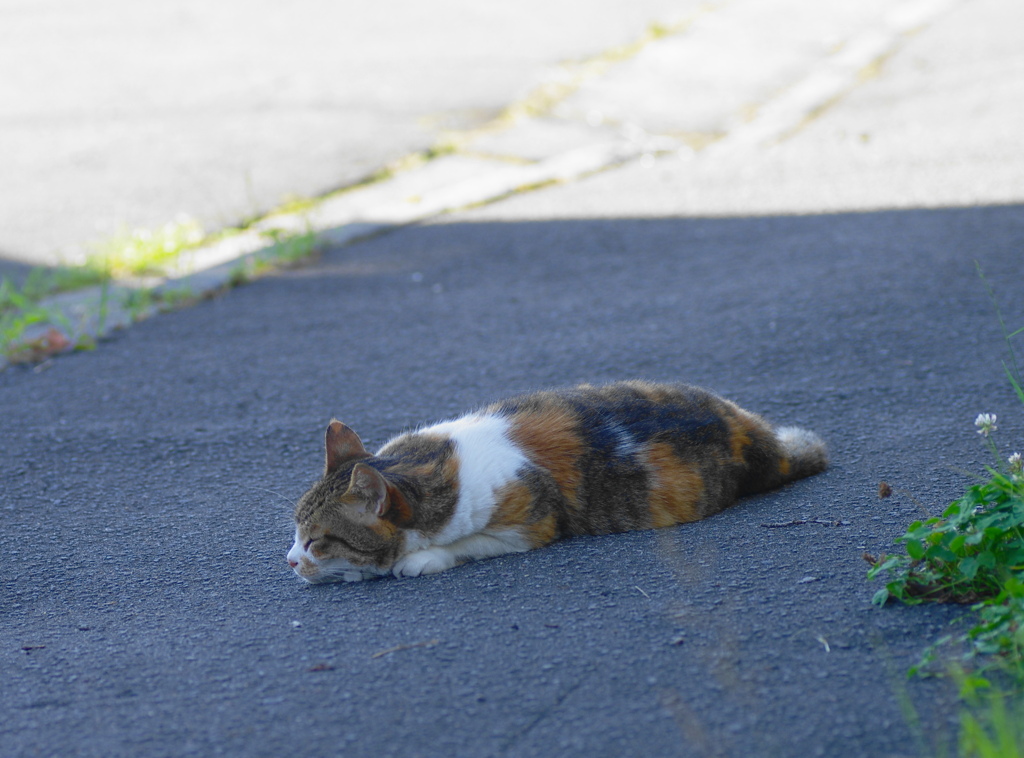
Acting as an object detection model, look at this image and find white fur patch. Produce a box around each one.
[286,528,304,567]
[393,531,533,578]
[418,412,529,546]
[286,527,387,584]
[776,426,825,458]
[608,420,639,458]
[392,547,458,577]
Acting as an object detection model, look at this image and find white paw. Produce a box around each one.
[393,548,457,578]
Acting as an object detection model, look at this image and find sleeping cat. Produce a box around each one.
[287,381,828,583]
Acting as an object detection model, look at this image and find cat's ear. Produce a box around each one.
[325,420,369,474]
[347,463,389,517]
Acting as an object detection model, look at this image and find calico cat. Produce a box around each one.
[287,381,827,583]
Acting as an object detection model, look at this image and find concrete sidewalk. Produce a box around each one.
[2,0,1021,369]
[0,0,697,271]
[323,0,1024,226]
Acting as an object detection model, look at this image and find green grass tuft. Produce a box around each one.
[959,687,1024,758]
[86,216,204,278]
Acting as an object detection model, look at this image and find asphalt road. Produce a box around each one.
[4,0,1024,755]
[3,200,1023,757]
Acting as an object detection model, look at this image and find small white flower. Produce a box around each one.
[1009,452,1023,474]
[975,413,998,437]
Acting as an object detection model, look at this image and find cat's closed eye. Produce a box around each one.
[303,539,315,550]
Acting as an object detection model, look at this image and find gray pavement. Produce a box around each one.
[0,0,694,270]
[5,198,1022,758]
[3,0,1024,756]
[513,0,1024,218]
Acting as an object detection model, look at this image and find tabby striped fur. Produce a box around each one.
[286,381,827,583]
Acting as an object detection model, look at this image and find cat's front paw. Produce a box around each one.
[393,548,457,578]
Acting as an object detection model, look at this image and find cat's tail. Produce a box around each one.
[775,426,829,482]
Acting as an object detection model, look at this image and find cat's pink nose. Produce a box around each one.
[288,559,298,568]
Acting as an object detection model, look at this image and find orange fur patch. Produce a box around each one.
[507,408,583,507]
[488,481,533,529]
[778,458,791,477]
[385,484,414,525]
[524,513,558,547]
[723,404,762,463]
[644,442,705,527]
[488,482,557,548]
[404,463,439,479]
[368,516,398,539]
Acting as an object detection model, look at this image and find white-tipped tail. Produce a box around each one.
[776,426,829,480]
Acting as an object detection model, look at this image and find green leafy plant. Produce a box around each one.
[866,273,1023,756]
[868,451,1024,611]
[867,274,1024,691]
[868,454,1024,679]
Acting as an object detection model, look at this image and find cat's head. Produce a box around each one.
[287,421,405,583]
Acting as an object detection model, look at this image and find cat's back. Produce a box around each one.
[488,380,744,457]
[383,381,725,453]
[379,380,824,538]
[491,380,824,534]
